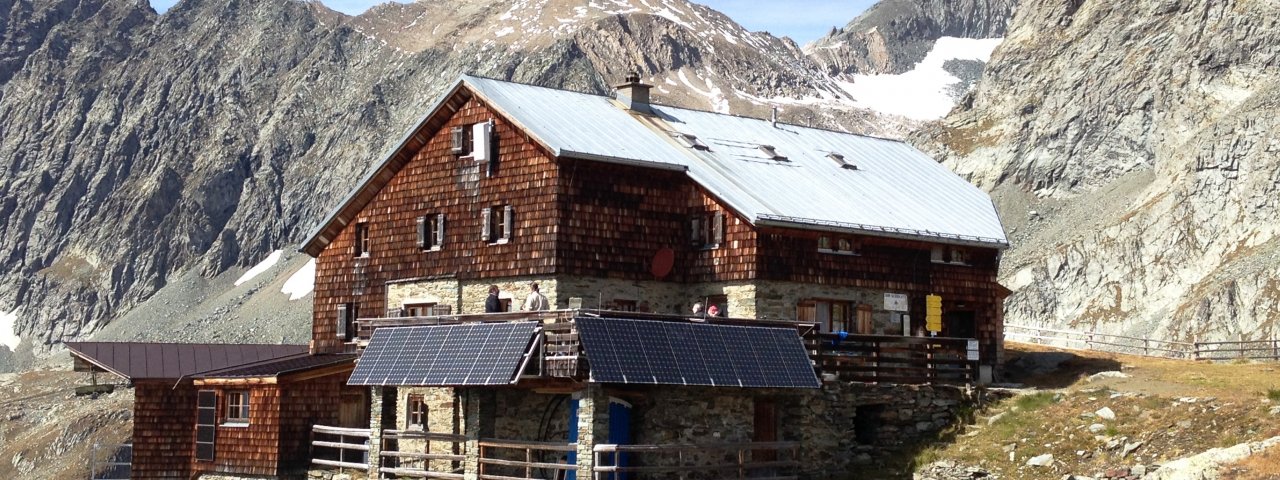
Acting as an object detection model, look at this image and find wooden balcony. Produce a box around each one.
[353,309,981,385]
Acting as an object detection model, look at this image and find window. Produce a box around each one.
[354,222,370,258]
[672,132,710,150]
[450,126,472,155]
[818,235,861,255]
[931,246,970,265]
[403,303,436,317]
[196,390,217,460]
[828,152,858,170]
[336,302,359,341]
[611,299,637,312]
[407,394,427,429]
[224,391,250,424]
[482,205,513,244]
[797,299,865,333]
[417,214,445,251]
[690,211,724,249]
[758,144,788,161]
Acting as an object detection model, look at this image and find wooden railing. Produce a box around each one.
[592,441,801,480]
[311,425,371,470]
[357,311,576,343]
[478,439,578,480]
[380,429,468,479]
[805,333,978,384]
[1005,323,1280,361]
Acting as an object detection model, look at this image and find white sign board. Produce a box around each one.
[884,293,909,312]
[966,340,980,361]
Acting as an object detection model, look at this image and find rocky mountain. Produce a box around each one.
[917,0,1280,344]
[2,0,1011,370]
[804,0,1018,77]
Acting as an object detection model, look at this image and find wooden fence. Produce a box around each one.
[380,429,468,479]
[592,441,801,480]
[1005,324,1280,361]
[478,439,577,480]
[805,333,979,384]
[310,425,371,471]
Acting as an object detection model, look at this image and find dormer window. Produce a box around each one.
[818,235,861,255]
[758,145,787,161]
[931,246,970,265]
[828,152,858,170]
[672,132,710,151]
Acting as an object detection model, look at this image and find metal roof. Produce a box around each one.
[66,342,308,381]
[192,353,356,379]
[301,75,1007,254]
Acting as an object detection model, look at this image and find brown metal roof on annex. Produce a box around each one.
[65,342,309,381]
[192,353,356,379]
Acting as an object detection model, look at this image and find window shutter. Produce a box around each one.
[481,208,491,241]
[503,205,514,240]
[472,122,491,162]
[450,127,465,154]
[416,216,427,249]
[195,390,217,461]
[690,216,702,245]
[436,214,446,247]
[712,211,725,245]
[336,304,348,339]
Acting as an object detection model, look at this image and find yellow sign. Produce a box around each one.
[925,294,943,332]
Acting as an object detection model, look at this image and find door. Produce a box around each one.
[943,311,977,339]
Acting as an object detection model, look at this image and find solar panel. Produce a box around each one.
[576,317,819,388]
[348,322,538,386]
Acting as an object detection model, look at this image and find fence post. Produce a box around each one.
[1193,342,1200,361]
[89,442,96,480]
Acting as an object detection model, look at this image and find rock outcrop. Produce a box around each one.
[805,0,1018,76]
[917,0,1280,343]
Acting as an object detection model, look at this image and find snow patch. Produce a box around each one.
[0,307,19,351]
[494,26,515,37]
[282,259,317,301]
[835,37,1002,120]
[234,250,283,286]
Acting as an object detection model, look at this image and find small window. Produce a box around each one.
[690,211,724,249]
[672,132,710,151]
[612,299,637,312]
[407,394,427,429]
[403,303,435,317]
[450,126,472,155]
[354,222,370,258]
[828,152,857,170]
[336,303,358,341]
[758,145,787,161]
[224,391,250,424]
[931,246,970,265]
[417,214,445,251]
[818,236,861,255]
[482,205,513,244]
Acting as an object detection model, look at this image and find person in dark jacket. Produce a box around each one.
[484,285,502,313]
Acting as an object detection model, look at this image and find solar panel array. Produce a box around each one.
[348,322,537,386]
[576,317,819,388]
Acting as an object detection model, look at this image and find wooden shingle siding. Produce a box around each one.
[313,96,561,352]
[191,386,282,477]
[278,375,355,475]
[131,381,197,479]
[555,159,690,279]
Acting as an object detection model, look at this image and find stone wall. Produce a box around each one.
[756,280,910,334]
[390,387,459,471]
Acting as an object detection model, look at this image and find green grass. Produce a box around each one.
[1013,392,1060,411]
[1266,388,1280,401]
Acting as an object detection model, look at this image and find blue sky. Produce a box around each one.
[147,1,874,45]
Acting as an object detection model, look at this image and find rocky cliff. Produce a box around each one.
[918,0,1280,343]
[1,0,945,369]
[804,0,1018,76]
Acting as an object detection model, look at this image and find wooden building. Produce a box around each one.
[295,74,1012,479]
[66,342,358,479]
[300,74,1009,370]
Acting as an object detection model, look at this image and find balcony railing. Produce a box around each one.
[354,309,981,385]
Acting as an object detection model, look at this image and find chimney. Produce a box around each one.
[614,73,653,114]
[771,106,778,127]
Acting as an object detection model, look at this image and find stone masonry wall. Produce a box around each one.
[756,280,910,334]
[392,387,459,471]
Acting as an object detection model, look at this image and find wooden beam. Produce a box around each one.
[193,377,277,386]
